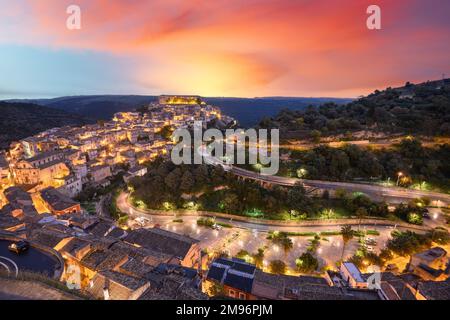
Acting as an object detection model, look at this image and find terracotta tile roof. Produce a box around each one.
[418,279,450,300]
[124,228,198,259]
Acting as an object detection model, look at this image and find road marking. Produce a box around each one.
[0,261,10,274]
[0,256,19,277]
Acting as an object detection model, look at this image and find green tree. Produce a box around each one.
[164,168,182,191]
[335,188,348,200]
[220,193,241,213]
[428,228,450,245]
[235,250,250,261]
[310,130,322,143]
[160,125,174,140]
[379,248,393,262]
[280,237,294,259]
[252,248,265,269]
[208,282,225,297]
[355,207,367,230]
[387,231,432,257]
[287,182,313,214]
[296,252,319,273]
[340,225,354,261]
[180,170,195,192]
[407,212,423,225]
[269,260,287,275]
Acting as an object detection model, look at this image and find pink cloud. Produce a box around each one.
[0,0,449,97]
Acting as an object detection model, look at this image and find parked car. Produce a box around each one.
[212,224,222,231]
[8,240,30,254]
[135,217,151,227]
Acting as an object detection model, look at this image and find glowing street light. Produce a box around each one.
[297,168,307,178]
[396,172,403,186]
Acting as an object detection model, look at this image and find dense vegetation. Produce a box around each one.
[129,159,396,220]
[277,138,450,191]
[0,101,91,149]
[259,79,450,138]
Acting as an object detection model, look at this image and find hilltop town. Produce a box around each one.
[0,96,449,301]
[0,96,229,299]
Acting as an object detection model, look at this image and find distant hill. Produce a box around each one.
[205,97,352,127]
[7,95,352,127]
[6,95,158,121]
[0,101,92,149]
[260,79,450,138]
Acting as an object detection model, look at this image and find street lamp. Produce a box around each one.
[297,168,307,178]
[396,172,403,186]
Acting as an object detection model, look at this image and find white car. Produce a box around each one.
[212,224,222,230]
[135,217,151,226]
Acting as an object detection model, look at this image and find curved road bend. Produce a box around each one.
[230,167,450,205]
[116,192,430,234]
[198,145,450,205]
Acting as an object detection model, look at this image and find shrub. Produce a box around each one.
[387,231,432,256]
[216,222,233,228]
[235,250,251,261]
[427,228,450,245]
[269,260,287,275]
[197,217,215,227]
[296,252,319,273]
[407,212,423,225]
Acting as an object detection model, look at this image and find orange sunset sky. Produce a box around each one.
[0,0,449,98]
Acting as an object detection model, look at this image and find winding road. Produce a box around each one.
[199,145,450,205]
[117,192,434,234]
[230,166,450,205]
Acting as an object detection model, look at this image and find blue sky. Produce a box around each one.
[1,0,449,99]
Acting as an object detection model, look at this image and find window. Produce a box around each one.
[228,289,236,298]
[238,292,246,300]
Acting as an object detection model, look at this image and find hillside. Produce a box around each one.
[8,95,352,127]
[205,97,352,127]
[0,102,91,149]
[6,95,158,121]
[260,79,450,139]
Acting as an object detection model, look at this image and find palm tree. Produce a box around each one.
[253,248,265,269]
[355,207,367,230]
[281,237,294,260]
[341,225,354,261]
[269,260,287,275]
